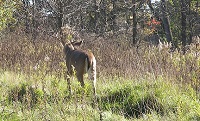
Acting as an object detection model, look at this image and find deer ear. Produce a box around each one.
[72,41,83,46]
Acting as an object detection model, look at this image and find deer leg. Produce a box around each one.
[88,69,97,108]
[89,64,97,97]
[77,74,84,87]
[89,61,97,107]
[67,78,72,96]
[65,71,72,96]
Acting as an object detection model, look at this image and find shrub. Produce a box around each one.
[8,82,44,108]
[99,79,200,120]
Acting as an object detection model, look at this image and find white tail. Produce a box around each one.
[62,41,97,97]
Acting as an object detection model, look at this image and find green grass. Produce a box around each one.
[0,71,199,121]
[0,24,199,121]
[99,77,200,120]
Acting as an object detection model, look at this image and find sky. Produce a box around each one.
[151,0,160,3]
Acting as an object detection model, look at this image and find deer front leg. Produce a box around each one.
[67,77,72,96]
[65,71,72,96]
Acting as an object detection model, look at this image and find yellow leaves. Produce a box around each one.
[143,28,154,35]
[67,34,73,41]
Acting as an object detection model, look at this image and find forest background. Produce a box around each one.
[0,0,199,120]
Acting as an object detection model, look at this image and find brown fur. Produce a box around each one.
[62,41,97,97]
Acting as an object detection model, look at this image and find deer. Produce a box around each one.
[60,40,97,99]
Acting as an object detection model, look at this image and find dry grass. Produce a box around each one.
[0,31,199,93]
[0,31,199,120]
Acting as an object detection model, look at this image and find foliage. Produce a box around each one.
[0,0,199,48]
[0,0,21,31]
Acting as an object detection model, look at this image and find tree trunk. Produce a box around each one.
[57,0,63,30]
[110,0,117,32]
[180,0,187,49]
[147,0,160,21]
[93,0,97,33]
[22,0,30,34]
[188,0,192,45]
[161,0,173,44]
[99,0,106,34]
[32,0,36,41]
[132,0,137,45]
[57,0,64,42]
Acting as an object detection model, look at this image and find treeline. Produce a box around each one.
[0,0,199,49]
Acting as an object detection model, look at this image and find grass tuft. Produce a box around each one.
[99,78,200,120]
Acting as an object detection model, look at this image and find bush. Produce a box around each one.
[8,82,43,108]
[99,79,200,120]
[124,94,164,118]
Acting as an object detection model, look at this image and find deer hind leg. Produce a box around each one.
[88,58,97,97]
[92,65,97,97]
[65,71,72,96]
[88,59,97,107]
[77,74,84,87]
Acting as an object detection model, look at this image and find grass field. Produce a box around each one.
[0,33,199,120]
[0,71,199,121]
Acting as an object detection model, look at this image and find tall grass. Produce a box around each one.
[0,32,199,120]
[98,77,200,120]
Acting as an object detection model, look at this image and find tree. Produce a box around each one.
[0,0,20,31]
[132,0,137,45]
[160,0,173,44]
[1,0,199,49]
[180,0,187,51]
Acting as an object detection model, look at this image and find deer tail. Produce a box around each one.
[84,57,89,73]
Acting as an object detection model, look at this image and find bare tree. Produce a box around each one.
[180,0,187,52]
[160,0,173,44]
[132,0,137,45]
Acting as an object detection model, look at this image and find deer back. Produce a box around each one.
[64,44,94,76]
